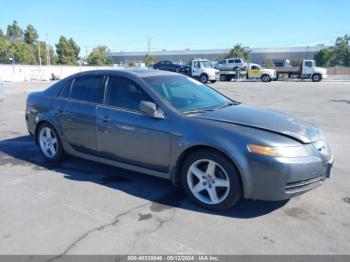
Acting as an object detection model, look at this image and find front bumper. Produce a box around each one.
[246,154,333,201]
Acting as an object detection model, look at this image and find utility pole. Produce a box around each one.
[37,42,42,66]
[85,46,89,62]
[46,33,50,65]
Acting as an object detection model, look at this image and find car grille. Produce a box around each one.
[285,176,324,193]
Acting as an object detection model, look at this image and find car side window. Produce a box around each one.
[235,59,242,63]
[228,59,235,63]
[60,79,72,98]
[69,75,104,103]
[251,66,259,70]
[105,76,152,111]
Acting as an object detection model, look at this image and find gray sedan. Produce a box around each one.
[25,69,333,211]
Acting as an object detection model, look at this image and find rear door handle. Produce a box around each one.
[55,107,64,114]
[99,115,111,123]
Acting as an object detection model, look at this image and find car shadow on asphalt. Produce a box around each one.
[0,135,288,218]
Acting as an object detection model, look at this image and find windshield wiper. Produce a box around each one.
[183,108,215,114]
[216,101,240,109]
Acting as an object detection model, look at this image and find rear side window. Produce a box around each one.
[44,80,69,97]
[60,79,72,98]
[235,59,242,63]
[105,76,152,111]
[228,59,235,63]
[70,75,104,103]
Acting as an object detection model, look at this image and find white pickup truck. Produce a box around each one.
[189,59,220,84]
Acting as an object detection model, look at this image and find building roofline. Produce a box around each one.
[108,46,328,57]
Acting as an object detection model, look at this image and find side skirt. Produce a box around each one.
[62,140,171,180]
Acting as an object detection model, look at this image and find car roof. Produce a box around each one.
[67,68,178,79]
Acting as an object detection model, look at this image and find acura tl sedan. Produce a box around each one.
[25,69,333,211]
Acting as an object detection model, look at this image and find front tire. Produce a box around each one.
[210,80,216,84]
[311,73,322,82]
[181,150,242,211]
[199,74,208,84]
[37,122,65,162]
[175,67,180,73]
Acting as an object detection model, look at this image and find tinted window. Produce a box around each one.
[70,75,104,103]
[228,59,235,63]
[235,59,242,63]
[251,66,259,70]
[105,76,152,111]
[44,79,69,97]
[60,79,72,98]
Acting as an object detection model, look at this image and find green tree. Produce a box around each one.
[7,20,23,40]
[0,33,12,63]
[314,48,332,66]
[55,36,80,64]
[226,44,250,60]
[24,25,39,44]
[330,35,350,66]
[86,46,113,66]
[290,59,302,67]
[144,54,156,67]
[10,41,36,64]
[263,59,275,68]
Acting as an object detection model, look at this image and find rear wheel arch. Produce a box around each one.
[35,120,60,145]
[173,145,245,191]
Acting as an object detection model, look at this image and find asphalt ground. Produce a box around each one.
[0,80,349,256]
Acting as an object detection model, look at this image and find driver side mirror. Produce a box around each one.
[139,101,165,119]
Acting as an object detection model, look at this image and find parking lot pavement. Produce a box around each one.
[0,80,350,255]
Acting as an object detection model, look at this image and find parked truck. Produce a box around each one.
[276,59,327,82]
[188,58,220,84]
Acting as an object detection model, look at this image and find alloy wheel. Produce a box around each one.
[39,127,58,158]
[187,159,230,205]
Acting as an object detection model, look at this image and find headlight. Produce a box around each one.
[247,144,309,157]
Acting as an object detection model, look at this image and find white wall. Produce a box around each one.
[0,64,122,82]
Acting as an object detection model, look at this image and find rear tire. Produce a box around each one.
[175,67,180,73]
[181,150,242,211]
[37,122,65,162]
[220,75,227,81]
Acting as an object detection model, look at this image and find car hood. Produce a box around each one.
[195,104,320,143]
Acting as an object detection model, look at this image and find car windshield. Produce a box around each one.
[198,61,212,68]
[143,75,235,113]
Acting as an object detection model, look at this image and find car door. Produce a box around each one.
[248,65,260,78]
[57,74,105,155]
[96,75,171,172]
[302,60,314,77]
[192,61,201,77]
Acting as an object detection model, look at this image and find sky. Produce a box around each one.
[0,0,349,54]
